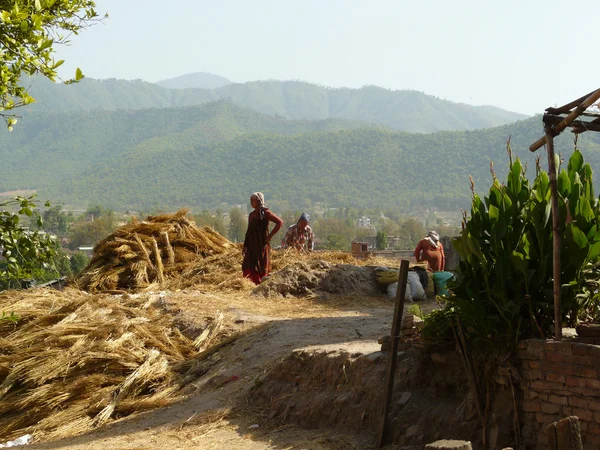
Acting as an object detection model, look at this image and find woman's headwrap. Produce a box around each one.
[298,213,310,224]
[250,192,265,207]
[425,231,440,247]
[427,231,440,243]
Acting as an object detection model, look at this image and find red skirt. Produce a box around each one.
[243,269,266,285]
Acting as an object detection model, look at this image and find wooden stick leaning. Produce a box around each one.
[376,259,410,447]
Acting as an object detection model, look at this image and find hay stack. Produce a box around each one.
[0,288,224,441]
[76,209,233,292]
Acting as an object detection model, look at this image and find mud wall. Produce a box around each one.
[518,339,600,450]
[250,346,514,449]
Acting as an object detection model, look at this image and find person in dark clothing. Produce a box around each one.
[242,192,283,285]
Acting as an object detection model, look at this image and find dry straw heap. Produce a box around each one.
[76,209,234,292]
[0,288,227,441]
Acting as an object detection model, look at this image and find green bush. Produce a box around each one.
[430,147,600,351]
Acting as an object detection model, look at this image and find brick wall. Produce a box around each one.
[518,339,600,450]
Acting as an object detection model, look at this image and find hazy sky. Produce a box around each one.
[55,0,600,115]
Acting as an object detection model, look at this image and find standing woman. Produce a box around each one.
[242,192,283,284]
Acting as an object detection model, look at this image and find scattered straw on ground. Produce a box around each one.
[76,210,234,292]
[0,288,234,442]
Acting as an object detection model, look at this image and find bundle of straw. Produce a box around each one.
[0,288,226,441]
[76,209,233,292]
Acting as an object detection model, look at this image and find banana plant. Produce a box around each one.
[448,147,600,350]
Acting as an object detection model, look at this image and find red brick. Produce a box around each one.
[523,399,541,412]
[544,352,564,363]
[572,343,590,355]
[566,376,587,388]
[586,378,600,390]
[589,423,600,435]
[544,340,567,352]
[578,366,597,378]
[564,354,595,366]
[570,397,589,409]
[562,405,573,416]
[518,350,538,360]
[541,402,561,414]
[530,380,563,391]
[525,339,545,353]
[587,346,600,359]
[594,411,600,424]
[573,408,594,422]
[524,369,543,380]
[546,373,566,384]
[529,360,540,369]
[540,360,574,375]
[524,390,544,401]
[548,395,568,406]
[588,400,600,411]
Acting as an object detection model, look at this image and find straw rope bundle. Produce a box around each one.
[0,288,220,441]
[76,209,234,292]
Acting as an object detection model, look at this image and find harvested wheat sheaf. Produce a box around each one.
[0,288,227,442]
[76,209,234,292]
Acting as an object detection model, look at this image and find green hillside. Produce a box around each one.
[24,76,528,133]
[2,102,598,211]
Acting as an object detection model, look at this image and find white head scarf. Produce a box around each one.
[425,231,440,247]
[250,192,265,207]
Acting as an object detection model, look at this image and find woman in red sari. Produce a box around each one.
[242,192,283,285]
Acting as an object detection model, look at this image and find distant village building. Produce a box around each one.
[358,216,373,228]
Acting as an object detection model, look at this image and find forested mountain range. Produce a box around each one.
[2,101,599,212]
[23,76,528,133]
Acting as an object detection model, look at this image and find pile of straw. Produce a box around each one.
[0,288,225,441]
[76,209,233,292]
[166,249,374,292]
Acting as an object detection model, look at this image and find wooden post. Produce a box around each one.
[545,128,562,341]
[376,259,410,447]
[547,416,583,450]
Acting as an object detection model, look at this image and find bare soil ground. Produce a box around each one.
[24,290,436,449]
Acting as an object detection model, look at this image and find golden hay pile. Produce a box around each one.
[76,209,233,292]
[0,288,227,442]
[166,249,384,292]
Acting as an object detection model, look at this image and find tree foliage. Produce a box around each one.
[431,148,600,351]
[0,196,58,289]
[0,0,101,127]
[375,230,388,250]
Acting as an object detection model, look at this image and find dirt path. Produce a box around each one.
[27,292,438,450]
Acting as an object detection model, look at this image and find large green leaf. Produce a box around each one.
[489,205,500,222]
[569,149,584,172]
[576,197,594,226]
[511,251,527,275]
[587,241,600,262]
[557,169,571,197]
[568,224,588,250]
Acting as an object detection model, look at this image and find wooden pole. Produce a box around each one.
[376,259,410,447]
[545,128,562,341]
[547,416,583,450]
[530,88,600,152]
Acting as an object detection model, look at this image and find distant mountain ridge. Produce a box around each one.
[1,100,597,211]
[156,72,232,90]
[23,76,528,133]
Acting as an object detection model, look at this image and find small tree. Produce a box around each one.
[0,196,58,290]
[0,0,104,128]
[228,207,246,243]
[375,230,388,250]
